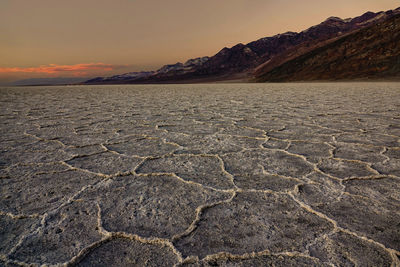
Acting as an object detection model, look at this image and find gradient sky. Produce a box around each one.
[1,0,399,83]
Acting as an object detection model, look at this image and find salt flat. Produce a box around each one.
[0,83,399,266]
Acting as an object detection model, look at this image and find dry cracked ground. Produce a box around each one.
[0,83,400,267]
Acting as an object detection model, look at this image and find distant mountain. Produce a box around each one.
[9,77,87,86]
[85,57,209,84]
[84,7,400,84]
[255,13,400,81]
[157,57,210,74]
[85,71,155,84]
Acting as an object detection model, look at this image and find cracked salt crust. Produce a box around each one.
[0,83,399,266]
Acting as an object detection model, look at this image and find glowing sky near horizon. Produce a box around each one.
[0,0,399,82]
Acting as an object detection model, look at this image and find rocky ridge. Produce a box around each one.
[255,12,400,81]
[84,7,400,84]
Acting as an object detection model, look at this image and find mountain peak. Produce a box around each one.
[256,13,400,82]
[84,6,400,85]
[325,16,344,22]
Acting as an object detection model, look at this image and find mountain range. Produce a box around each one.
[85,7,400,84]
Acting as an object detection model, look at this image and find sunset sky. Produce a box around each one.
[1,0,399,83]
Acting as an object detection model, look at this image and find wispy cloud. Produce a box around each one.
[0,63,126,76]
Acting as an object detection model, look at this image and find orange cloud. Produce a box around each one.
[0,63,125,76]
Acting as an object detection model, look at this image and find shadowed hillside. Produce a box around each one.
[255,14,400,82]
[84,8,400,84]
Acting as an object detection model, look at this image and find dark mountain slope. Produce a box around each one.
[190,9,398,78]
[255,14,400,82]
[83,7,400,84]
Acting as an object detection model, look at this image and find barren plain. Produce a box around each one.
[0,83,399,266]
